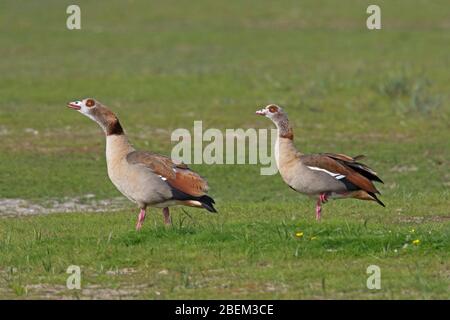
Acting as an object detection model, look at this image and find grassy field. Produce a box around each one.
[0,0,449,299]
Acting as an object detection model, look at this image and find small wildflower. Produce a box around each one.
[410,229,415,233]
[310,236,317,240]
[412,239,420,245]
[295,232,304,238]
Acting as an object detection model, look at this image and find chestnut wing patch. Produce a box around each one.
[322,153,383,183]
[126,151,208,197]
[302,154,380,194]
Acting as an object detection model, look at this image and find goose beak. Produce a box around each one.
[67,102,81,110]
[255,109,266,116]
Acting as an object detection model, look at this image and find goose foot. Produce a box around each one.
[136,208,146,231]
[163,207,172,226]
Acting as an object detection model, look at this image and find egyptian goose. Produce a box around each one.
[67,98,216,230]
[256,104,384,220]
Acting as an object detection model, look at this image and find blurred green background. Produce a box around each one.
[1,0,448,201]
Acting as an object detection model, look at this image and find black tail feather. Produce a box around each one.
[368,192,385,207]
[198,195,217,213]
[170,187,217,213]
[348,162,384,184]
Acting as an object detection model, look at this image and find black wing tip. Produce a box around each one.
[349,162,384,184]
[199,195,218,213]
[373,176,384,184]
[202,204,217,213]
[376,199,386,207]
[369,192,385,207]
[170,187,217,212]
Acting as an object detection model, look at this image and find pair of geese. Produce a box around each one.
[67,98,384,230]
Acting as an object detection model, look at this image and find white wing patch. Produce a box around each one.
[307,166,346,180]
[158,175,168,181]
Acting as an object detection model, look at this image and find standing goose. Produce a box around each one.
[67,98,216,230]
[256,104,384,220]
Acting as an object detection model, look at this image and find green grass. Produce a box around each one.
[0,0,449,299]
[1,208,449,299]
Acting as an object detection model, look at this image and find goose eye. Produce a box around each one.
[86,99,95,107]
[268,105,278,113]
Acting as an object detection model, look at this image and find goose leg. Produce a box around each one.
[162,207,172,225]
[136,208,146,231]
[315,199,322,221]
[316,193,329,221]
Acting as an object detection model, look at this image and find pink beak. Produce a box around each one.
[255,109,266,116]
[67,103,81,110]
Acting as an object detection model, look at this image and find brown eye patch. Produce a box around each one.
[86,99,95,107]
[268,105,278,113]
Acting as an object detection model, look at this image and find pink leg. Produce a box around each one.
[162,207,171,225]
[316,193,328,221]
[315,199,322,221]
[135,208,146,231]
[320,193,329,203]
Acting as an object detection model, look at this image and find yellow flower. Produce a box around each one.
[310,236,317,240]
[412,239,420,245]
[295,232,304,238]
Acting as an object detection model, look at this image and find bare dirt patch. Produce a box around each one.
[23,283,150,299]
[0,196,129,217]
